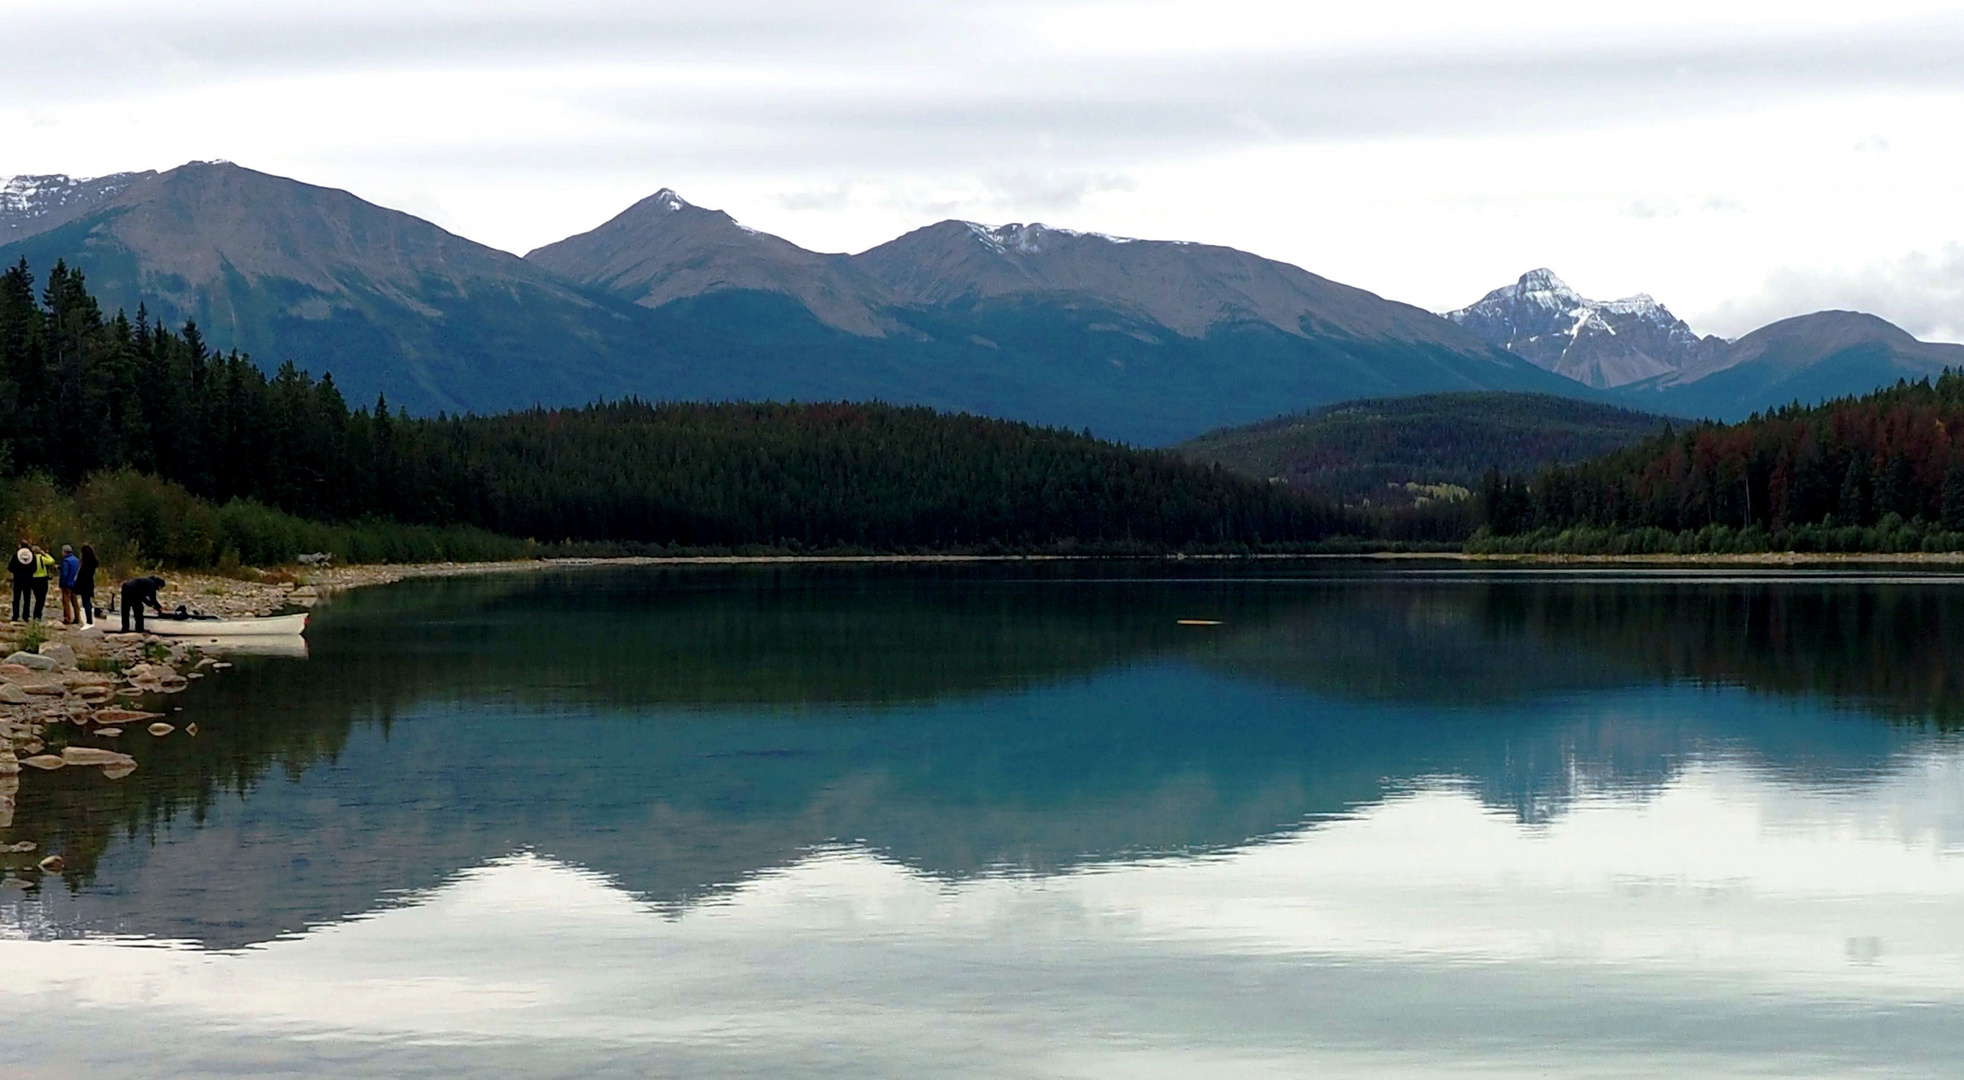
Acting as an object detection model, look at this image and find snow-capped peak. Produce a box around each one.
[1444,268,1724,390]
[649,188,690,213]
[1601,293,1664,316]
[1514,267,1575,294]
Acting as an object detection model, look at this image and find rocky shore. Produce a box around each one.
[0,557,570,879]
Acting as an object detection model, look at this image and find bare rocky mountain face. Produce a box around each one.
[1445,269,1728,389]
[1,170,157,240]
[852,220,1492,350]
[525,189,899,337]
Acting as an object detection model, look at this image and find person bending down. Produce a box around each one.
[120,576,168,633]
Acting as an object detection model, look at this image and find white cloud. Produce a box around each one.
[1705,245,1964,343]
[2,1,1963,334]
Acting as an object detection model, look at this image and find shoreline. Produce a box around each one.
[182,549,1964,617]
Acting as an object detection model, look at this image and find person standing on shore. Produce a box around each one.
[58,545,80,625]
[29,546,53,620]
[119,575,167,633]
[9,545,34,622]
[76,544,98,628]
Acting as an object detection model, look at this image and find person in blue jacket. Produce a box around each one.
[58,545,80,625]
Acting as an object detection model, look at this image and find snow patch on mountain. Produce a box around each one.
[1,171,154,238]
[1444,269,1727,389]
[962,221,1141,256]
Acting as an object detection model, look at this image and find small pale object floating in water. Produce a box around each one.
[185,723,198,736]
[37,855,62,873]
[95,727,122,737]
[1176,619,1223,626]
[148,722,174,736]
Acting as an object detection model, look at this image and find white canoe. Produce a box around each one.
[147,613,309,637]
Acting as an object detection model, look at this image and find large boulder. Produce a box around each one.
[35,642,75,668]
[4,652,58,672]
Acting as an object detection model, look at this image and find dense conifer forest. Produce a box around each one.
[0,260,1343,560]
[1179,392,1669,503]
[1477,374,1964,553]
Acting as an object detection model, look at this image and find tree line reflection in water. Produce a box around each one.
[5,563,1960,946]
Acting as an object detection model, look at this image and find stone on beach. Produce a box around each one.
[60,746,134,767]
[21,755,63,770]
[4,652,59,672]
[0,685,31,705]
[34,642,75,668]
[22,684,65,696]
[94,709,163,724]
[0,840,33,853]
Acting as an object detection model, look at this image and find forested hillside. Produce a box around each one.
[0,259,1342,556]
[1179,392,1669,504]
[1478,373,1964,552]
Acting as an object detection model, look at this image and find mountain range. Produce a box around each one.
[1,161,1958,442]
[1444,269,1964,420]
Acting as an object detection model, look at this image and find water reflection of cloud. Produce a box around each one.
[6,755,1964,1076]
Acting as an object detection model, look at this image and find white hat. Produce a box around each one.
[15,548,29,564]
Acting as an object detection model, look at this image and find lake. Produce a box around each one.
[5,561,1964,1078]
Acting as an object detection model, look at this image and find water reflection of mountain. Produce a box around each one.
[4,564,1957,947]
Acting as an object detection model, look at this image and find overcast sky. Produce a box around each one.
[6,0,1964,339]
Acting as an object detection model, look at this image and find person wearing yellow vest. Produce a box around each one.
[29,545,54,620]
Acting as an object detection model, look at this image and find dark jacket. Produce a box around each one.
[121,576,167,611]
[8,551,33,586]
[77,551,98,595]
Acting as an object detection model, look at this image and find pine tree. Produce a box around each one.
[1839,456,1872,526]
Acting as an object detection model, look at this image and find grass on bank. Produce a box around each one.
[0,470,533,574]
[1466,514,1964,556]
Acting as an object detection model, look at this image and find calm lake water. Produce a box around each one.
[6,562,1964,1078]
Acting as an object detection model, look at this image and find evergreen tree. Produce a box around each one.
[1839,456,1872,526]
[1942,461,1964,532]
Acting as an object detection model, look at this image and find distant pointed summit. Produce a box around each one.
[1446,269,1726,389]
[525,186,897,336]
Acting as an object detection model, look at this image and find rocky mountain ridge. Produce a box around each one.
[1,170,158,240]
[1445,269,1728,389]
[4,160,1959,437]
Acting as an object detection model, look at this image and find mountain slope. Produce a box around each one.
[0,161,657,414]
[1623,311,1964,420]
[524,189,897,336]
[1178,391,1671,501]
[513,192,1598,442]
[1446,269,1726,388]
[856,220,1490,348]
[1,170,157,241]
